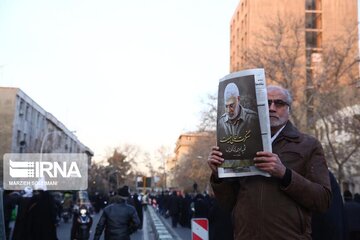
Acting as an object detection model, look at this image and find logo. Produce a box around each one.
[3,153,88,190]
[9,160,81,178]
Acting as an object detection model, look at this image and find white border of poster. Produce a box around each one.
[217,68,271,178]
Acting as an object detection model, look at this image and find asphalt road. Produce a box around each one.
[56,210,153,240]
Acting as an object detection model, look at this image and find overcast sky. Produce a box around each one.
[0,0,239,163]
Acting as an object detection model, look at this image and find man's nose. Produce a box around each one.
[268,103,276,111]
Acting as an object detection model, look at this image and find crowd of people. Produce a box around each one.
[3,182,360,240]
[90,187,234,240]
[2,84,360,240]
[4,188,59,240]
[140,189,234,239]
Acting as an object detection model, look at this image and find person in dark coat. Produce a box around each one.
[93,186,140,240]
[168,190,181,228]
[179,191,192,228]
[132,193,143,229]
[344,190,360,240]
[354,193,360,203]
[12,187,47,240]
[311,170,346,240]
[193,193,210,219]
[208,195,234,240]
[163,191,170,218]
[208,85,331,240]
[3,191,21,240]
[157,191,165,216]
[14,190,58,240]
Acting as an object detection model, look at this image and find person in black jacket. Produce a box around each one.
[343,190,360,240]
[93,186,140,240]
[311,170,346,240]
[168,190,181,228]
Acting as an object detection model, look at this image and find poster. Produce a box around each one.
[217,69,271,178]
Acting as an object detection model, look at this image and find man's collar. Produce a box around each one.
[271,124,286,143]
[275,121,302,142]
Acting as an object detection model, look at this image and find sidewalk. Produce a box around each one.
[148,207,191,240]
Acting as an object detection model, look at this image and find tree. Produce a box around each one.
[198,93,218,131]
[172,131,216,192]
[106,150,129,190]
[244,13,360,187]
[316,91,360,189]
[106,144,141,190]
[154,145,174,189]
[88,163,109,195]
[245,14,306,129]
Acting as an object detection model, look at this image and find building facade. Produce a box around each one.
[0,87,93,184]
[167,131,214,188]
[230,0,360,191]
[230,0,359,76]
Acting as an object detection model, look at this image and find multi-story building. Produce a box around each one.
[230,0,359,77]
[0,87,93,184]
[230,0,360,189]
[230,0,360,130]
[167,131,214,188]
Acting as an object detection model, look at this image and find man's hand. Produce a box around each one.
[207,146,224,174]
[253,151,286,178]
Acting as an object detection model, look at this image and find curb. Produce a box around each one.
[147,206,173,240]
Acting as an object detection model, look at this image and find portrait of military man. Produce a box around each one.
[217,76,262,165]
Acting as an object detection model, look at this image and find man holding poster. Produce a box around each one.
[208,84,331,240]
[216,70,267,178]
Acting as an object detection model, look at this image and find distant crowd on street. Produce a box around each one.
[3,85,360,240]
[3,181,360,240]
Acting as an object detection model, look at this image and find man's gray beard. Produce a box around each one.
[270,119,287,128]
[228,104,241,120]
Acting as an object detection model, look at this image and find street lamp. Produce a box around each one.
[40,130,59,156]
[39,130,76,161]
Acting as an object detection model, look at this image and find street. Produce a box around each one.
[56,210,153,240]
[55,206,192,240]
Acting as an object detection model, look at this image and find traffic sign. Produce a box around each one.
[191,218,208,240]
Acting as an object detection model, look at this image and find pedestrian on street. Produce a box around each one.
[343,190,360,240]
[311,170,347,240]
[132,193,143,229]
[208,85,332,240]
[168,190,181,228]
[93,185,140,240]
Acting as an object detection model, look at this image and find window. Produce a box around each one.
[244,32,247,48]
[306,0,321,10]
[25,104,30,121]
[19,99,24,116]
[305,13,322,29]
[306,31,322,48]
[17,130,21,145]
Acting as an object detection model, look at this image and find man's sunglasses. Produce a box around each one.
[268,99,289,107]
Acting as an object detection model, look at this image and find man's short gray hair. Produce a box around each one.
[224,82,239,102]
[267,85,293,106]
